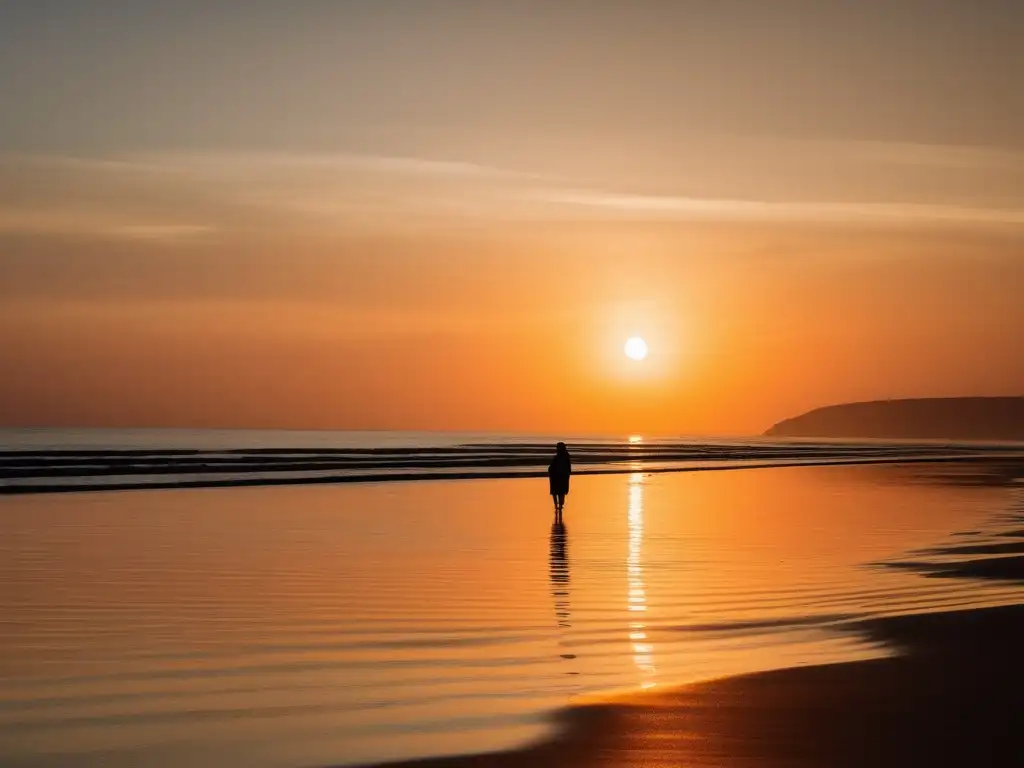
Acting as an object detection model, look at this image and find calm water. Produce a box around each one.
[2,451,1023,767]
[0,428,532,452]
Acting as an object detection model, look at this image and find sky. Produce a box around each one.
[1,1,1022,435]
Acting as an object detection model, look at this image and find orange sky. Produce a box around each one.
[1,3,1022,435]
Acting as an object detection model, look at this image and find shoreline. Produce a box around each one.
[4,451,1023,495]
[354,602,1024,768]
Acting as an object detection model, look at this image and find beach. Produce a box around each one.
[2,435,1023,767]
[362,603,1023,768]
[360,463,1024,768]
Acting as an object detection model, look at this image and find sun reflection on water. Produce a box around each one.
[627,472,656,688]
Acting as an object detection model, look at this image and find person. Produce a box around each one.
[548,442,572,518]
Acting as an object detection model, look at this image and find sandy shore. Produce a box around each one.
[356,602,1023,768]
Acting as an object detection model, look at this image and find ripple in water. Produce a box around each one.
[1,463,1023,767]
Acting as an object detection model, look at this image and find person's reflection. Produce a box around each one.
[549,522,576,663]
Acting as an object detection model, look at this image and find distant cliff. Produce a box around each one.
[765,397,1024,440]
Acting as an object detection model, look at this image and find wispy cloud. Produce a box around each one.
[12,151,549,181]
[0,208,215,241]
[734,137,1024,172]
[535,190,1024,227]
[1,146,1022,239]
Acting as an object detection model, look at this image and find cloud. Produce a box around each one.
[15,151,547,182]
[0,151,555,236]
[738,137,1024,172]
[1,145,1022,239]
[534,190,1024,227]
[0,207,215,241]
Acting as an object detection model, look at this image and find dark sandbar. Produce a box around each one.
[920,541,1024,556]
[926,555,1024,582]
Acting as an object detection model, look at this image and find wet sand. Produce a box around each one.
[359,602,1023,768]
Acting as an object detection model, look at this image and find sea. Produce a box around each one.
[2,428,1023,767]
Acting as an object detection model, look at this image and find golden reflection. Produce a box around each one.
[627,472,656,688]
[627,435,645,473]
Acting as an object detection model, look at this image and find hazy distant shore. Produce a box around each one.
[3,441,1024,494]
[766,396,1024,440]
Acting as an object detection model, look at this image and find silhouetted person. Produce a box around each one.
[548,442,571,518]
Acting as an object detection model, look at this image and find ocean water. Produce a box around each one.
[1,428,522,452]
[1,430,1023,767]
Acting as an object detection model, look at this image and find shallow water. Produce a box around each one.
[1,465,1022,767]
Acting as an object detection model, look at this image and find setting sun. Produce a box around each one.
[624,337,649,361]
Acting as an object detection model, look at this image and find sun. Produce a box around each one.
[624,336,649,361]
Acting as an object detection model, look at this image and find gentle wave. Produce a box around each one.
[3,437,1023,493]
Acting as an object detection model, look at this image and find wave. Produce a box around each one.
[3,440,1023,494]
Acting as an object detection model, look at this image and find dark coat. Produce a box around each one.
[548,454,571,495]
